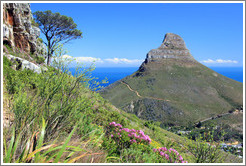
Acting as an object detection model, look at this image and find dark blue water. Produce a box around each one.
[69,67,243,88]
[210,67,243,83]
[69,67,139,88]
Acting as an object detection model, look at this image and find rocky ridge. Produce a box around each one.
[3,3,47,58]
[145,33,195,63]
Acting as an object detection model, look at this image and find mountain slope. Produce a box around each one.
[100,33,243,126]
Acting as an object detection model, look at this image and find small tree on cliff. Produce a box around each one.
[33,10,82,65]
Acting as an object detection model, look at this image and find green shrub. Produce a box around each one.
[31,19,39,27]
[185,131,226,163]
[35,55,45,64]
[102,122,187,163]
[37,38,43,43]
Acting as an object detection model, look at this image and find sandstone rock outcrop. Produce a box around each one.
[4,53,47,74]
[145,33,195,63]
[3,3,47,59]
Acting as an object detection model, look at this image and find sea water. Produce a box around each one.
[69,67,243,89]
[210,67,243,83]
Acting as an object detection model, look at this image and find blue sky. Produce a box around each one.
[30,3,243,67]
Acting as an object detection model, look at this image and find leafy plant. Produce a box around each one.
[3,118,102,163]
[102,122,187,163]
[185,131,226,163]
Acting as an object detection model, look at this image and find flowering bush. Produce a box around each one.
[102,122,188,163]
[109,122,151,146]
[153,147,188,163]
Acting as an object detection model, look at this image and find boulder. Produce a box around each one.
[4,53,47,74]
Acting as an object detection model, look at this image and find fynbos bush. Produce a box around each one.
[102,122,187,163]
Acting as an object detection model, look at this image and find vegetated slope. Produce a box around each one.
[3,48,241,163]
[100,33,243,127]
[1,54,191,162]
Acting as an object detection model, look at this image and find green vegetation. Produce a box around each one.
[185,131,226,163]
[3,50,242,163]
[33,10,83,66]
[31,19,39,27]
[37,37,43,43]
[100,60,243,128]
[3,35,242,163]
[3,44,45,65]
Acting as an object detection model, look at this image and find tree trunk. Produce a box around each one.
[47,53,51,66]
[47,40,51,66]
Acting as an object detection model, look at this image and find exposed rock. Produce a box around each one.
[36,40,47,59]
[4,53,47,74]
[3,3,46,58]
[100,33,243,127]
[3,24,10,38]
[145,33,195,63]
[3,24,14,47]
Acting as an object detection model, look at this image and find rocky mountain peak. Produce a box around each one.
[145,33,195,63]
[161,33,187,49]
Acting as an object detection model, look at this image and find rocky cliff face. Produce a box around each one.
[145,33,195,63]
[3,3,47,58]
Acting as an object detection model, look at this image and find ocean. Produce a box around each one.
[210,67,243,83]
[69,67,243,88]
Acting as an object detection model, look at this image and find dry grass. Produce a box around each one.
[3,77,14,128]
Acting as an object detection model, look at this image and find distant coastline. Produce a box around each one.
[69,66,243,88]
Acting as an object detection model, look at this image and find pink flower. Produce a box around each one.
[179,155,183,161]
[111,134,114,138]
[162,147,167,151]
[110,122,116,125]
[138,130,145,136]
[160,151,164,156]
[123,128,130,132]
[153,148,157,152]
[164,154,169,160]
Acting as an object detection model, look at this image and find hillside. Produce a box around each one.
[3,54,242,163]
[2,3,242,163]
[100,33,243,127]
